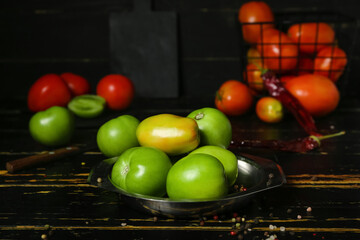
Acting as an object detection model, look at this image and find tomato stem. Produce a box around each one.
[195,112,204,120]
[252,61,268,75]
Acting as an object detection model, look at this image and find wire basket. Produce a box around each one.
[239,11,359,96]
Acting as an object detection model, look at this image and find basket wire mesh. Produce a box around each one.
[239,11,359,96]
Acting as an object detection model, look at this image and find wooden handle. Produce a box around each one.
[6,145,89,173]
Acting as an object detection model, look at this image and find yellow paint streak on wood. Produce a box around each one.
[0,184,95,188]
[287,174,360,179]
[5,178,87,183]
[56,217,111,221]
[286,184,360,188]
[0,151,101,155]
[0,225,231,231]
[1,173,89,177]
[252,227,360,233]
[1,225,360,233]
[23,191,54,194]
[285,174,360,188]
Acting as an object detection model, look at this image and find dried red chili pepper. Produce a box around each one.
[262,71,321,136]
[229,131,345,153]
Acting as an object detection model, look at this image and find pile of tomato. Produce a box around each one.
[27,72,134,113]
[216,1,347,122]
[27,72,135,147]
[101,107,238,201]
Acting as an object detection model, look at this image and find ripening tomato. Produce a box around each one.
[314,46,347,82]
[215,80,253,116]
[256,97,283,123]
[244,62,266,93]
[96,74,134,110]
[60,72,90,96]
[136,114,200,155]
[257,28,298,72]
[247,48,262,65]
[238,1,275,44]
[285,74,340,117]
[27,74,72,112]
[287,22,335,55]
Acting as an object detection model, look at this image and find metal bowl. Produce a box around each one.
[88,153,286,218]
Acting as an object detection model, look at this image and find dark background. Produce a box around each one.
[1,0,360,103]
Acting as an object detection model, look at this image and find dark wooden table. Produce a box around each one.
[1,97,359,240]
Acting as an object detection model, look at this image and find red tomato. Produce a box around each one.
[314,46,347,82]
[297,56,314,75]
[256,97,283,123]
[215,80,253,116]
[287,22,335,55]
[244,63,266,93]
[257,28,298,72]
[279,75,296,84]
[285,74,340,117]
[60,72,90,96]
[27,74,72,112]
[96,74,134,110]
[238,1,275,44]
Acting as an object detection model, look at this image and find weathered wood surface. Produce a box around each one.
[0,98,359,240]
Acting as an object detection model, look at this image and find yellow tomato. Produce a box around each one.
[256,97,284,123]
[136,114,200,155]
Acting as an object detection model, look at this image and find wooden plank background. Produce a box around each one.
[0,0,359,101]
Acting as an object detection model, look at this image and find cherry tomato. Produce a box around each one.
[257,28,298,72]
[247,48,262,65]
[314,46,347,82]
[256,97,283,123]
[285,74,340,117]
[287,22,335,55]
[27,73,72,112]
[60,72,90,96]
[238,1,275,44]
[244,62,266,93]
[96,74,134,110]
[215,80,253,116]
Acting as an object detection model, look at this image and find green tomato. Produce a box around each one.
[68,94,106,118]
[111,147,172,197]
[187,107,232,148]
[166,153,228,201]
[29,106,75,147]
[189,146,238,186]
[97,115,140,157]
